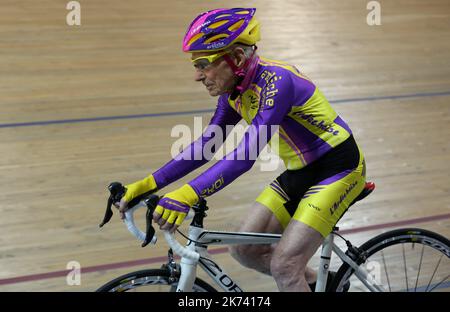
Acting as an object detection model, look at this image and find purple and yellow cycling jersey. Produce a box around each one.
[153,57,353,198]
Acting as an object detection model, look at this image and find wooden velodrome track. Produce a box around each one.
[0,0,449,291]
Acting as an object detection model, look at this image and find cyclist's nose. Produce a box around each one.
[194,69,205,82]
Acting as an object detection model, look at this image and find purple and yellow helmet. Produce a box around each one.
[182,8,260,53]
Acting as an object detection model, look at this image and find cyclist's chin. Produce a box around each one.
[206,87,223,97]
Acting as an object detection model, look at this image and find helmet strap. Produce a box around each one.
[223,46,258,99]
[223,54,246,78]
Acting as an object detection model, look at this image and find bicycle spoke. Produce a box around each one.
[381,249,392,292]
[425,254,443,292]
[402,244,409,292]
[414,244,424,292]
[427,274,450,292]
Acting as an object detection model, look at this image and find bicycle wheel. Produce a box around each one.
[329,228,450,292]
[96,268,217,292]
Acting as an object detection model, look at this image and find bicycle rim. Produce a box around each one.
[96,269,217,292]
[330,228,450,292]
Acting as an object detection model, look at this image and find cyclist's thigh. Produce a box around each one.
[254,179,298,231]
[237,202,283,234]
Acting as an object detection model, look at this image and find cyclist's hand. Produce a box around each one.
[116,175,158,219]
[153,184,199,233]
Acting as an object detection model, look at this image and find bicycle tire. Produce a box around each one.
[329,228,450,292]
[96,268,218,292]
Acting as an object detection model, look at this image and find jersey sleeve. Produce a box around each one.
[188,72,295,198]
[152,95,241,190]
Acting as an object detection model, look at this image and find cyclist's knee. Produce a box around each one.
[229,202,282,269]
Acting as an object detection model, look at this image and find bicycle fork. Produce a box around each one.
[175,227,202,292]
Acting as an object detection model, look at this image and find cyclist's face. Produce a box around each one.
[191,51,236,97]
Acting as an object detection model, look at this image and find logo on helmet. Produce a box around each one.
[190,20,212,37]
[208,42,226,49]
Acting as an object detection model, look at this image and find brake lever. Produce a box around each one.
[99,196,114,228]
[141,195,160,247]
[99,182,126,228]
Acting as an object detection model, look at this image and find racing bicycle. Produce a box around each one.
[97,181,450,292]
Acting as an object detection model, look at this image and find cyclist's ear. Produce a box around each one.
[231,47,247,68]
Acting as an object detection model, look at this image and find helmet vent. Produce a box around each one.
[228,19,244,32]
[204,34,229,44]
[216,14,232,19]
[209,20,228,29]
[187,33,204,47]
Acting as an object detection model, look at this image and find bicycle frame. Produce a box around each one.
[176,225,281,292]
[122,200,385,292]
[316,233,385,292]
[171,224,385,292]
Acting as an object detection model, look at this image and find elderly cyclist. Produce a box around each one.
[116,8,365,292]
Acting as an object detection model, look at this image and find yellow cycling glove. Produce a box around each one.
[123,174,158,203]
[155,184,199,226]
